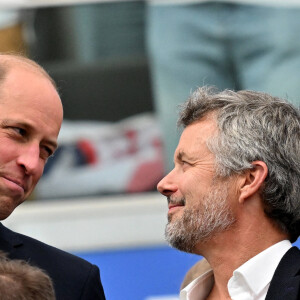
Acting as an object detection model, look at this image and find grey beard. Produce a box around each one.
[165,183,236,253]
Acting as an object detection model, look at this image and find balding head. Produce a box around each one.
[0,54,57,90]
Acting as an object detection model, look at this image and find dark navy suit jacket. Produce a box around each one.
[266,246,300,300]
[0,223,106,300]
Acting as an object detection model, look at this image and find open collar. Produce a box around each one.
[228,240,292,299]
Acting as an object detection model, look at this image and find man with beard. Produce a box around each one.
[0,54,106,299]
[157,86,300,300]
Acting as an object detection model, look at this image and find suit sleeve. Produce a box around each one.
[79,264,106,300]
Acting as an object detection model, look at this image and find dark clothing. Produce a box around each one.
[0,223,106,300]
[266,246,300,300]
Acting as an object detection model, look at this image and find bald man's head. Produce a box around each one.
[0,54,57,90]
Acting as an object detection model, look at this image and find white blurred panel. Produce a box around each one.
[3,192,168,252]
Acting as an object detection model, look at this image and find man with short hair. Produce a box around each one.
[0,54,106,299]
[158,87,300,300]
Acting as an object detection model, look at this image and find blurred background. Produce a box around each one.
[1,0,300,299]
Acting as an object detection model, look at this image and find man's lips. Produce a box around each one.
[168,204,184,215]
[168,203,184,209]
[168,199,185,213]
[2,176,26,191]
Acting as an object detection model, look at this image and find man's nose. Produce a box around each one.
[157,169,178,197]
[16,143,41,175]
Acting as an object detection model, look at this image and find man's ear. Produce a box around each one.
[239,161,268,204]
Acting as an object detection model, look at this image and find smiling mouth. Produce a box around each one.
[2,176,25,192]
[168,204,184,209]
[168,196,185,206]
[168,203,185,215]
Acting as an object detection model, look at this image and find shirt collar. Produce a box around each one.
[180,240,292,300]
[228,240,292,298]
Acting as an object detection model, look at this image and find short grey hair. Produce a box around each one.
[178,86,300,242]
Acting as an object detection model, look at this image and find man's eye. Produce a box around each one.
[40,146,53,160]
[182,161,191,167]
[12,127,26,136]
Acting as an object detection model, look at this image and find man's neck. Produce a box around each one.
[193,218,289,299]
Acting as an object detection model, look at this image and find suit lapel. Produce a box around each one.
[0,223,23,257]
[266,247,300,300]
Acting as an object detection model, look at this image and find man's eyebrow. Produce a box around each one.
[1,119,32,129]
[177,150,184,161]
[176,150,198,162]
[176,150,189,161]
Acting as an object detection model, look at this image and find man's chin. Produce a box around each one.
[165,223,195,253]
[0,197,24,221]
[167,235,196,253]
[167,210,184,223]
[0,209,14,221]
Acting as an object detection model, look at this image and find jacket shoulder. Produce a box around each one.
[1,225,106,300]
[266,246,300,300]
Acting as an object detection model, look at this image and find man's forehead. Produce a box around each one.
[0,59,63,133]
[182,117,217,140]
[175,117,217,156]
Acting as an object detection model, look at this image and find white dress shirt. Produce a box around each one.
[180,240,292,300]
